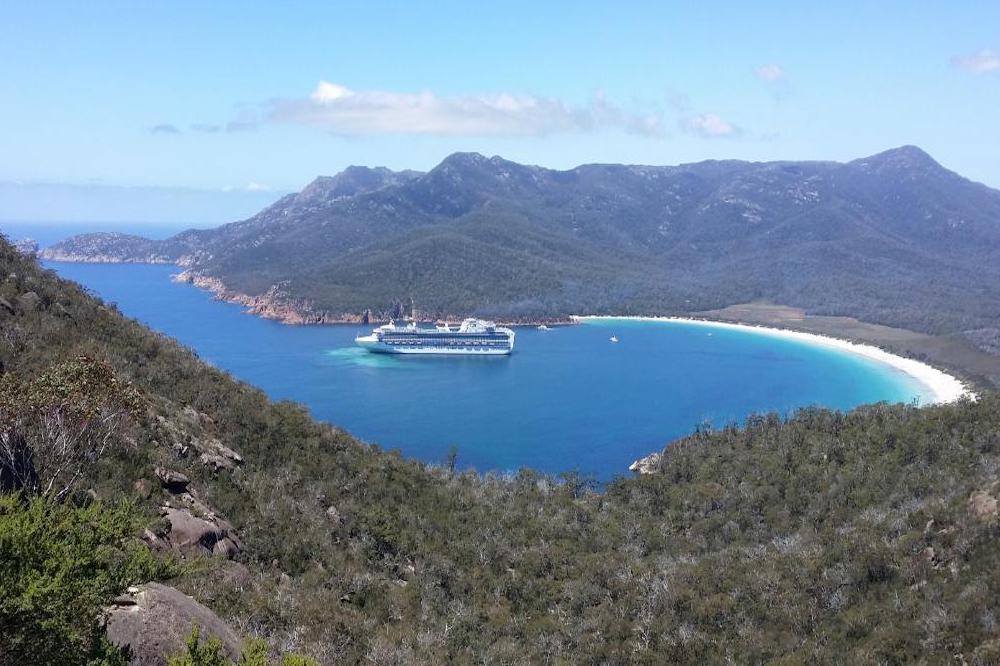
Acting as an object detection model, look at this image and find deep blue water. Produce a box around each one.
[42,261,926,480]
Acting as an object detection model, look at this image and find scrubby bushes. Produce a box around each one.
[5,236,1000,662]
[167,627,318,666]
[0,494,166,665]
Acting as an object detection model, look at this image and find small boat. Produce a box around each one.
[537,324,550,331]
[610,335,619,343]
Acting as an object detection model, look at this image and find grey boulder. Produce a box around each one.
[105,582,241,665]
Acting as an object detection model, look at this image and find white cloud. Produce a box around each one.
[266,81,664,137]
[311,81,354,103]
[951,49,1000,73]
[222,182,273,193]
[680,113,742,139]
[755,64,786,82]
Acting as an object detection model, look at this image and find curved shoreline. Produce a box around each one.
[572,315,976,406]
[35,259,979,405]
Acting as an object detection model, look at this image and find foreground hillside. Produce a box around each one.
[6,235,1000,663]
[44,146,1000,338]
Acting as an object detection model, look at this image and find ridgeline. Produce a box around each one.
[43,147,1000,341]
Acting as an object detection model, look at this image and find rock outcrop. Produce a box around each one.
[13,238,39,256]
[105,583,241,665]
[155,467,190,493]
[969,489,998,521]
[155,409,244,472]
[629,452,662,475]
[173,270,368,325]
[157,507,242,559]
[326,505,344,527]
[16,291,41,312]
[145,466,243,559]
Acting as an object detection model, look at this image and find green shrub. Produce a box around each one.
[0,493,166,665]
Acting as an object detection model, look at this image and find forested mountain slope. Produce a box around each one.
[44,146,1000,335]
[8,234,1000,663]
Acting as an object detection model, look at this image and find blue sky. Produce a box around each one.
[2,1,999,195]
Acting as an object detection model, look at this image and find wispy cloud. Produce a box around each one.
[951,49,1000,73]
[191,121,258,134]
[680,113,742,139]
[264,81,664,137]
[224,120,257,133]
[150,123,181,135]
[754,64,786,82]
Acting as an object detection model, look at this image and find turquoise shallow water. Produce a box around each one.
[43,261,926,480]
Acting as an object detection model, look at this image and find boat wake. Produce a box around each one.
[324,347,411,369]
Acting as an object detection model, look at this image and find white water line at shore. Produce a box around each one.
[572,315,976,406]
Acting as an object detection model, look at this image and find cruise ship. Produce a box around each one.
[355,318,515,355]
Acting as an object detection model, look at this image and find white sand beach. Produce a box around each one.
[573,315,976,405]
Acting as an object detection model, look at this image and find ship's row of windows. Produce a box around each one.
[382,334,509,340]
[382,338,509,346]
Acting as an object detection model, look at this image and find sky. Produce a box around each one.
[1,1,999,216]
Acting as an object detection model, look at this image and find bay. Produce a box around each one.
[43,260,925,480]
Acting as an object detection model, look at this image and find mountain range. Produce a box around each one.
[42,146,1000,335]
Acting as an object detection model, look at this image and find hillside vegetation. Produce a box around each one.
[44,146,1000,338]
[8,235,1000,663]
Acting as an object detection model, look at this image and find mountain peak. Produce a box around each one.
[432,152,539,178]
[299,166,419,202]
[435,152,491,169]
[851,145,942,171]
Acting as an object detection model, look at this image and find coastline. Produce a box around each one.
[38,258,983,403]
[170,270,373,325]
[573,315,976,406]
[40,257,575,326]
[169,269,575,327]
[577,314,979,475]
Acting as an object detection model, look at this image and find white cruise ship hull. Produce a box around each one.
[355,335,512,355]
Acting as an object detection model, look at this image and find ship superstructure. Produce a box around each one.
[355,318,515,355]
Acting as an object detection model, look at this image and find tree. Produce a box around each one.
[0,356,143,499]
[236,639,269,666]
[173,630,319,666]
[168,625,229,666]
